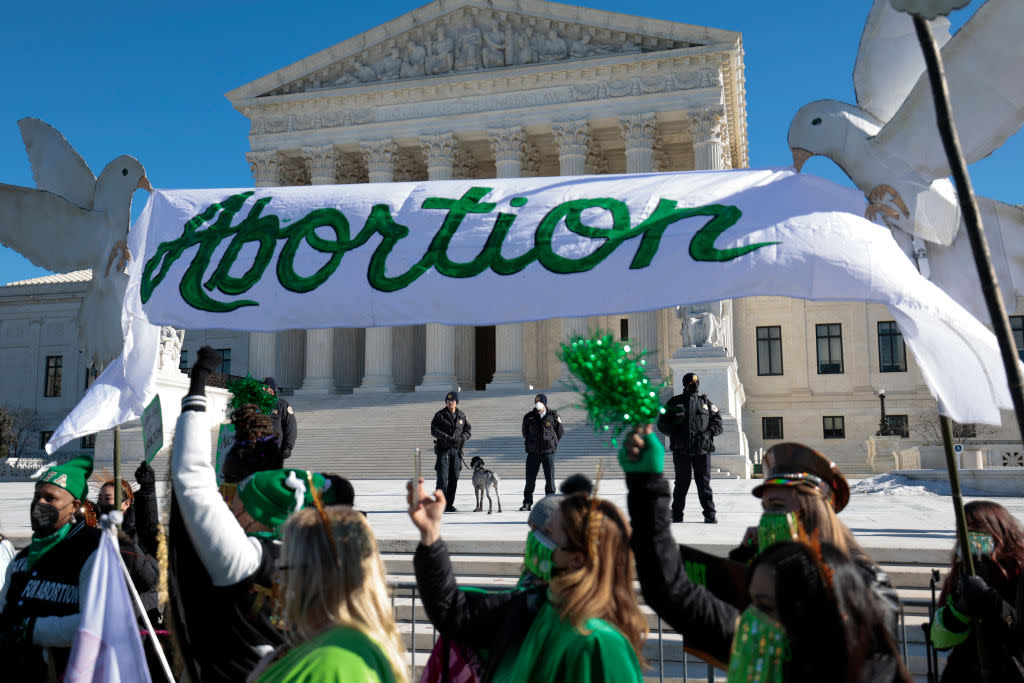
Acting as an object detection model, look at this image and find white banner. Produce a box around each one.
[48,168,1015,451]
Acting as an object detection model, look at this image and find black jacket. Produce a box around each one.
[522,409,564,455]
[271,397,297,459]
[657,391,723,454]
[431,408,471,453]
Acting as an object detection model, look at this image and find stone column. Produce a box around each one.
[688,106,727,172]
[618,113,661,377]
[417,134,459,392]
[294,146,341,395]
[356,140,399,392]
[246,150,283,381]
[486,127,528,390]
[552,120,592,380]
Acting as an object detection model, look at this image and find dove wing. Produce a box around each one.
[854,0,951,123]
[0,184,108,272]
[876,0,1024,180]
[18,118,96,209]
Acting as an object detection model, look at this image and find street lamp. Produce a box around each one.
[876,388,892,436]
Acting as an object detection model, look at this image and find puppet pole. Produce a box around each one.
[912,14,1006,682]
[113,425,122,516]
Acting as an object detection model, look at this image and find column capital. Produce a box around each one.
[617,112,657,151]
[301,145,340,184]
[487,126,527,164]
[246,150,283,187]
[419,133,458,167]
[551,119,591,157]
[360,139,398,172]
[688,105,726,144]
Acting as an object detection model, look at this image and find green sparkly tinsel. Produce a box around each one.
[226,375,278,416]
[558,333,667,447]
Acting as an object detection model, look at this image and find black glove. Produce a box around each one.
[0,616,35,650]
[955,575,1004,618]
[135,460,156,488]
[187,346,222,397]
[280,448,292,460]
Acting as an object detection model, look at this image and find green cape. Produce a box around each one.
[254,625,396,683]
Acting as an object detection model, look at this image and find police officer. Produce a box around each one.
[431,391,471,513]
[263,377,297,461]
[519,393,565,512]
[656,372,723,523]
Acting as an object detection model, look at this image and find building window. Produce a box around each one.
[217,348,232,376]
[762,417,784,440]
[888,414,910,438]
[84,365,99,391]
[44,356,63,397]
[823,416,845,439]
[815,323,844,374]
[620,318,629,341]
[756,326,783,376]
[878,321,907,373]
[1012,316,1024,361]
[80,434,96,449]
[179,349,189,372]
[39,431,53,450]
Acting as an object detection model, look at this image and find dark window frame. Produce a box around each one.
[80,434,96,449]
[44,355,63,397]
[216,348,232,376]
[888,414,910,438]
[40,431,54,450]
[179,349,189,372]
[762,416,784,440]
[815,323,844,374]
[756,326,784,376]
[84,365,99,391]
[878,321,908,373]
[823,416,846,439]
[1011,316,1024,362]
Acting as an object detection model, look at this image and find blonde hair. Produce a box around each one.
[794,484,868,563]
[549,495,648,664]
[279,506,408,683]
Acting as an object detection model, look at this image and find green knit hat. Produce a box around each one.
[238,469,326,531]
[37,456,93,501]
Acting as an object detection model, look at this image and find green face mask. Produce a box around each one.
[524,529,558,582]
[726,605,791,683]
[756,511,801,555]
[958,531,995,562]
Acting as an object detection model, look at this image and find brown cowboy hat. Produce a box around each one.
[751,442,850,513]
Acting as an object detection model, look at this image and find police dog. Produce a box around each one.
[470,456,502,514]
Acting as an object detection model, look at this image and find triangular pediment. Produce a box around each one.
[227,0,739,101]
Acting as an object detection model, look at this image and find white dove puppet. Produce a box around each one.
[787,0,1024,322]
[1,118,151,368]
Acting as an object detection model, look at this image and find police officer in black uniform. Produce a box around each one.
[519,393,565,511]
[263,377,297,460]
[657,372,723,523]
[431,391,471,513]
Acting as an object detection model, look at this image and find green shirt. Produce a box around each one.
[255,625,396,683]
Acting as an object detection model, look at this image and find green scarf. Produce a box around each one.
[495,600,643,682]
[27,522,73,570]
[726,606,790,683]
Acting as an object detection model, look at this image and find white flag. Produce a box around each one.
[65,529,151,683]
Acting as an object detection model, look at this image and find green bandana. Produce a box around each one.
[726,606,790,683]
[27,521,73,570]
[756,512,801,555]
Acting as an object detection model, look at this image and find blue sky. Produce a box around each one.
[1,0,1018,284]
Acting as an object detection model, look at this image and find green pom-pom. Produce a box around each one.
[226,375,278,416]
[558,332,667,447]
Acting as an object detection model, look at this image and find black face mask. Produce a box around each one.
[686,381,699,394]
[97,501,116,516]
[30,501,63,535]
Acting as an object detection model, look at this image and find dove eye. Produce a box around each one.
[122,168,128,176]
[811,117,822,126]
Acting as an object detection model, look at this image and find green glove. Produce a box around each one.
[618,431,665,474]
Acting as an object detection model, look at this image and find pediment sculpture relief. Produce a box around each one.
[265,10,692,96]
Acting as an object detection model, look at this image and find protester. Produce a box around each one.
[0,456,102,681]
[168,346,332,682]
[656,372,723,523]
[409,477,646,681]
[263,377,297,461]
[132,460,161,557]
[621,426,911,682]
[98,477,161,625]
[221,402,286,483]
[250,506,408,683]
[931,501,1024,681]
[519,393,564,511]
[559,473,594,497]
[430,391,471,513]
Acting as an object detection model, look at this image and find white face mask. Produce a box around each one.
[535,402,545,411]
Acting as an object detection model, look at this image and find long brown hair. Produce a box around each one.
[940,500,1024,603]
[792,484,871,565]
[549,495,648,662]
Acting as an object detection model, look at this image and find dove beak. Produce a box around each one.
[138,176,153,192]
[791,148,813,173]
